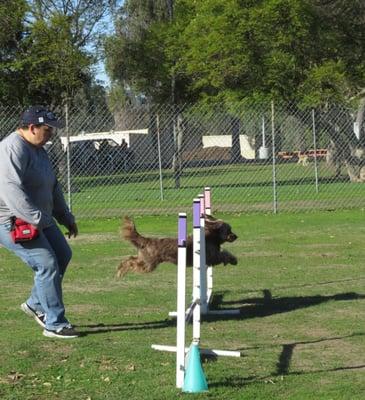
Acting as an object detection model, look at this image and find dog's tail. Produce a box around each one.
[122,216,146,247]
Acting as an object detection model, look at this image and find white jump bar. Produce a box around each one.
[151,344,241,358]
[169,308,241,318]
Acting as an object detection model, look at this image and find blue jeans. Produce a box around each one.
[0,221,72,330]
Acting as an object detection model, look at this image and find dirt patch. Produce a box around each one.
[239,251,284,257]
[294,243,341,249]
[39,343,75,358]
[293,337,365,371]
[71,233,119,244]
[182,146,231,161]
[64,281,122,293]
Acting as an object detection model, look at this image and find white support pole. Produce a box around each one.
[152,210,241,389]
[192,198,201,343]
[204,188,240,317]
[176,213,187,388]
[204,187,213,303]
[198,194,208,315]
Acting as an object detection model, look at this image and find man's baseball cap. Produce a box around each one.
[20,106,64,129]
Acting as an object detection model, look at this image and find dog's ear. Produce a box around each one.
[205,215,223,229]
[205,218,224,237]
[205,214,217,222]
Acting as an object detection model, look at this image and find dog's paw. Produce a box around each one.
[116,268,125,279]
[221,251,237,266]
[229,255,238,265]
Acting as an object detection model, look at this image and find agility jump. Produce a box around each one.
[152,197,240,390]
[169,187,240,319]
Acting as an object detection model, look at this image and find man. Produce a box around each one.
[0,106,79,339]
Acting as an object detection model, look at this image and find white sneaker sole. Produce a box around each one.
[43,329,79,339]
[20,303,46,328]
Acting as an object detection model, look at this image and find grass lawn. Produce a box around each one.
[0,210,364,399]
[69,161,365,217]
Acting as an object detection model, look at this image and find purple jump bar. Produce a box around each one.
[178,213,187,247]
[193,199,201,228]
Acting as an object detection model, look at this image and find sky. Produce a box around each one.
[93,1,124,87]
[90,0,117,86]
[95,61,111,87]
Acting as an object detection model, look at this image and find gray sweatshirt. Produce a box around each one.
[0,131,74,229]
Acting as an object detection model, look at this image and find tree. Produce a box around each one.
[0,0,28,105]
[104,0,195,104]
[19,13,93,107]
[0,1,118,108]
[303,0,365,181]
[104,0,365,180]
[104,0,189,187]
[27,0,116,47]
[175,0,365,179]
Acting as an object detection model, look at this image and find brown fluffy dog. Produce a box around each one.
[116,215,238,278]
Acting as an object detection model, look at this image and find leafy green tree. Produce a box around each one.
[0,0,28,105]
[176,0,365,179]
[19,13,92,106]
[106,0,365,104]
[301,1,365,181]
[104,0,186,187]
[104,0,192,104]
[0,1,118,108]
[104,0,365,180]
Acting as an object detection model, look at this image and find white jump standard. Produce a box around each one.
[169,187,240,318]
[152,201,241,390]
[201,187,240,316]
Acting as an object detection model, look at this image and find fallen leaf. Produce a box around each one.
[7,372,25,382]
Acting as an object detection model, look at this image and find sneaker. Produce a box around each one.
[43,326,80,339]
[21,302,46,328]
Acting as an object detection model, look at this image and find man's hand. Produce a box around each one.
[65,222,78,238]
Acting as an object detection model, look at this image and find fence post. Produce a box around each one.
[271,100,277,214]
[312,109,319,193]
[172,107,182,189]
[65,101,72,211]
[156,114,164,201]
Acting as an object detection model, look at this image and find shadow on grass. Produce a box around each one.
[208,290,365,321]
[274,332,365,376]
[209,332,365,388]
[206,290,365,387]
[210,333,365,388]
[75,318,175,336]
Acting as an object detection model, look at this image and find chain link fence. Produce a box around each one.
[1,101,365,218]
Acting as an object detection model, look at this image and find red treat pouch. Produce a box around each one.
[10,218,39,243]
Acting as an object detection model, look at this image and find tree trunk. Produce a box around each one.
[230,116,241,162]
